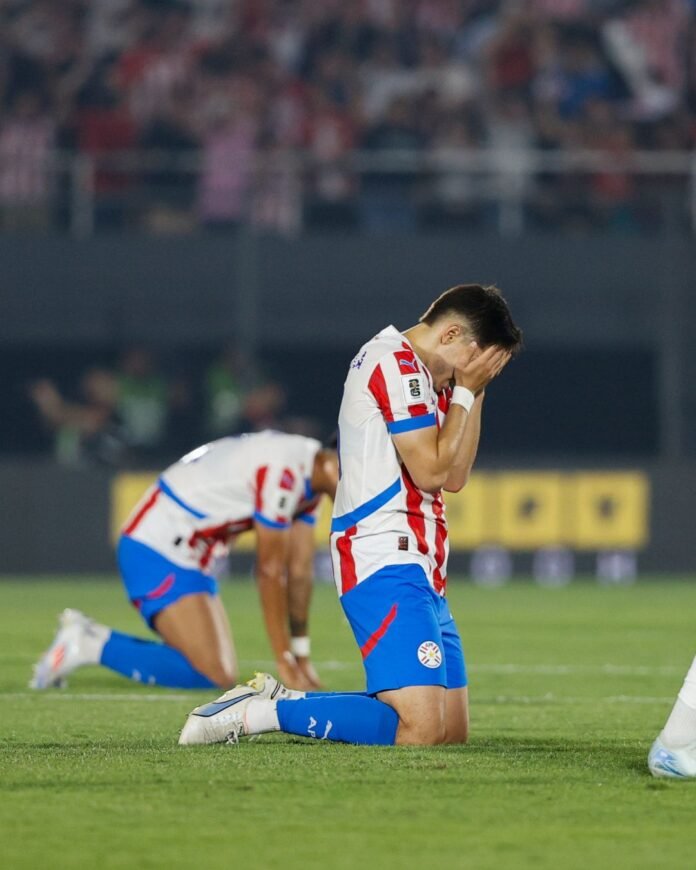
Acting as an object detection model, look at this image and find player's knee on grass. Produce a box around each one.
[443,689,469,744]
[382,686,448,746]
[443,719,469,745]
[396,716,447,746]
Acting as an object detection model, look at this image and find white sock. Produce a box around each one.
[661,657,696,748]
[79,620,111,665]
[244,698,280,734]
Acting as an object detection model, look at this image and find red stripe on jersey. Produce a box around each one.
[280,468,295,491]
[360,603,398,659]
[432,494,447,595]
[438,387,452,415]
[123,486,161,536]
[394,348,420,374]
[189,520,246,569]
[255,466,269,511]
[367,364,394,422]
[337,525,358,594]
[402,466,428,555]
[394,349,429,417]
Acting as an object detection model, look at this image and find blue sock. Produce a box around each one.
[305,691,368,699]
[100,630,216,689]
[277,695,398,745]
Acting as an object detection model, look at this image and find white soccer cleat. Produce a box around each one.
[29,608,94,689]
[648,737,696,778]
[178,684,263,746]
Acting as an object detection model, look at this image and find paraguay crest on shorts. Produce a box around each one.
[417,641,442,668]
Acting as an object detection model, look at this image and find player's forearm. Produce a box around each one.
[443,392,484,492]
[256,561,292,663]
[418,403,470,492]
[287,567,312,638]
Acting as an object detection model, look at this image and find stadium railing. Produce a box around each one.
[5,148,696,238]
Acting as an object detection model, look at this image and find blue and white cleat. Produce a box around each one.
[648,737,696,778]
[178,683,263,746]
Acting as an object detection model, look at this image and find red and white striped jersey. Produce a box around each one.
[330,325,451,598]
[122,431,321,572]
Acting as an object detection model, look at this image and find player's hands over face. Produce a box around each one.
[277,654,314,691]
[453,343,511,393]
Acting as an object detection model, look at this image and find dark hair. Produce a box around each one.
[420,284,522,353]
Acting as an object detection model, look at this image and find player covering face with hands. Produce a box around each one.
[31,431,338,693]
[180,284,522,747]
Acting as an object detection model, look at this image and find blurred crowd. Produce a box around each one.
[28,346,316,467]
[1,0,695,234]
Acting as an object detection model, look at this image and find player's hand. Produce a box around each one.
[454,343,511,393]
[296,657,323,689]
[277,654,313,691]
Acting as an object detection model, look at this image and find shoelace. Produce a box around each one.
[225,722,244,745]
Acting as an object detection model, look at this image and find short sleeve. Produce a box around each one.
[253,465,303,529]
[366,347,437,435]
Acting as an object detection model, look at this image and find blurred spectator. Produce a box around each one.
[138,83,199,232]
[303,87,358,229]
[0,89,54,230]
[203,345,250,437]
[29,368,125,466]
[116,346,169,460]
[359,96,425,232]
[73,57,137,228]
[197,87,258,230]
[203,345,288,437]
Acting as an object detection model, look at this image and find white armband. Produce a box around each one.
[290,636,311,658]
[451,386,475,413]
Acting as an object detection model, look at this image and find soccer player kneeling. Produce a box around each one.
[180,284,521,747]
[31,431,338,692]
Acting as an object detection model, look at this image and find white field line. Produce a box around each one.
[0,692,674,704]
[0,657,685,676]
[470,663,684,676]
[0,692,192,701]
[476,693,673,705]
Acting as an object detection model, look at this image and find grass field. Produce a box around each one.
[1,576,695,869]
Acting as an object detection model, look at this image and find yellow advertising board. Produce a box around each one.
[496,473,568,548]
[570,472,649,550]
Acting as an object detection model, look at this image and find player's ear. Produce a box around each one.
[441,323,463,345]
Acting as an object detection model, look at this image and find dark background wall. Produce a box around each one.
[2,232,690,460]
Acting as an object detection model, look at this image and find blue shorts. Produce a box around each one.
[117,536,218,629]
[340,563,467,696]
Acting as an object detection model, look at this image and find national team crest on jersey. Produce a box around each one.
[279,468,296,490]
[417,640,442,668]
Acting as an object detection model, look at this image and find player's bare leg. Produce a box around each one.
[377,685,447,745]
[443,687,469,744]
[154,593,237,688]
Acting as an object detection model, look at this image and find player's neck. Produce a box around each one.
[402,324,436,375]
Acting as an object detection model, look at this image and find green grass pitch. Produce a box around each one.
[1,576,695,869]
